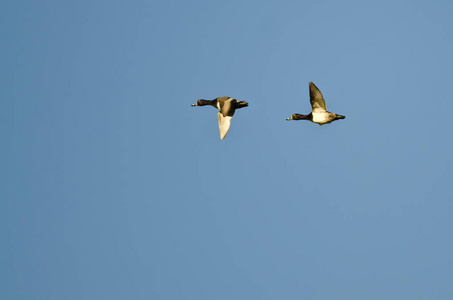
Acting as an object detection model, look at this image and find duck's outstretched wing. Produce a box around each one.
[218,112,232,140]
[309,82,327,112]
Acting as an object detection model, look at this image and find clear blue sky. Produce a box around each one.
[2,0,453,299]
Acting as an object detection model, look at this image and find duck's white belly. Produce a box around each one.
[312,112,331,124]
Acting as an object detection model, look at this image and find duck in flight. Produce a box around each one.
[286,82,345,125]
[192,97,248,140]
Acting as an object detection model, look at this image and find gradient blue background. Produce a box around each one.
[3,0,453,299]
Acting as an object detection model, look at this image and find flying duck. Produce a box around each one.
[286,82,345,125]
[192,97,248,140]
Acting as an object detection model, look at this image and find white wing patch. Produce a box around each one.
[312,106,327,113]
[218,112,232,140]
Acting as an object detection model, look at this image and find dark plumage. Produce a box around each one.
[286,82,345,125]
[192,97,248,139]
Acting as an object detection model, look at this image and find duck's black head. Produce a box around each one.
[286,113,311,121]
[191,99,214,107]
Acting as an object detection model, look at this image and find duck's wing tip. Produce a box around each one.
[309,82,327,111]
[218,112,232,140]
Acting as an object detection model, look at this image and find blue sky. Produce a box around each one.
[2,0,453,299]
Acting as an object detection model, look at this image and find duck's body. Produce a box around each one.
[192,97,248,140]
[286,82,345,125]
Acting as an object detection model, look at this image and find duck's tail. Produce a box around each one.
[236,101,249,108]
[335,114,345,120]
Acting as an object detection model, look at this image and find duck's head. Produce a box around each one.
[191,99,210,106]
[286,114,298,120]
[286,113,309,120]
